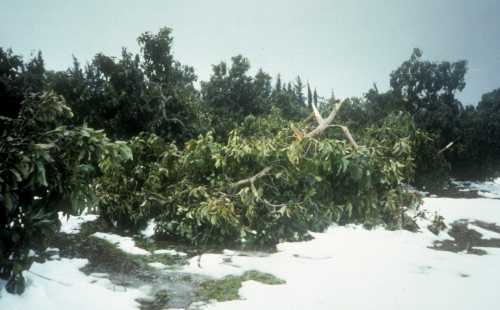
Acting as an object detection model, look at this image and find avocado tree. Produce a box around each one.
[0,92,131,294]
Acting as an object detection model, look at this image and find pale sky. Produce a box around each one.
[1,0,500,105]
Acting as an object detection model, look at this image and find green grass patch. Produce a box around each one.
[197,270,285,302]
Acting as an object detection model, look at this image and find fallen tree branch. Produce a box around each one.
[231,166,272,188]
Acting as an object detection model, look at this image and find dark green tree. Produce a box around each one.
[307,83,313,107]
[0,48,47,121]
[390,48,467,115]
[201,55,273,137]
[293,76,305,105]
[48,28,201,142]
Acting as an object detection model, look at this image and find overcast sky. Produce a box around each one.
[1,0,500,105]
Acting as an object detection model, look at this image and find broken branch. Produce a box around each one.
[337,125,359,150]
[305,100,344,138]
[231,166,272,188]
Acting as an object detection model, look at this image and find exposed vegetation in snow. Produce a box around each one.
[2,179,500,309]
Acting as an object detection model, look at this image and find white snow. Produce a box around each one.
[0,259,146,310]
[148,262,168,269]
[478,191,499,199]
[58,211,98,234]
[92,232,151,256]
[423,197,500,224]
[141,220,156,238]
[153,249,188,257]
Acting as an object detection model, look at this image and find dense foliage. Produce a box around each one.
[96,108,421,245]
[0,92,130,293]
[449,88,500,178]
[336,49,500,187]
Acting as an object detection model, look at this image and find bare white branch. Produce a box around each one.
[305,100,344,138]
[231,166,272,188]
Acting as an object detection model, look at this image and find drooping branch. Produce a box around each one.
[231,166,272,188]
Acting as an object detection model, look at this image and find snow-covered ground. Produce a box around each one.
[1,179,499,310]
[0,259,147,310]
[184,200,500,310]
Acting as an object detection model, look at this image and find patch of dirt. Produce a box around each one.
[430,220,500,255]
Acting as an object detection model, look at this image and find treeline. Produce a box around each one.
[3,30,499,183]
[1,27,500,293]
